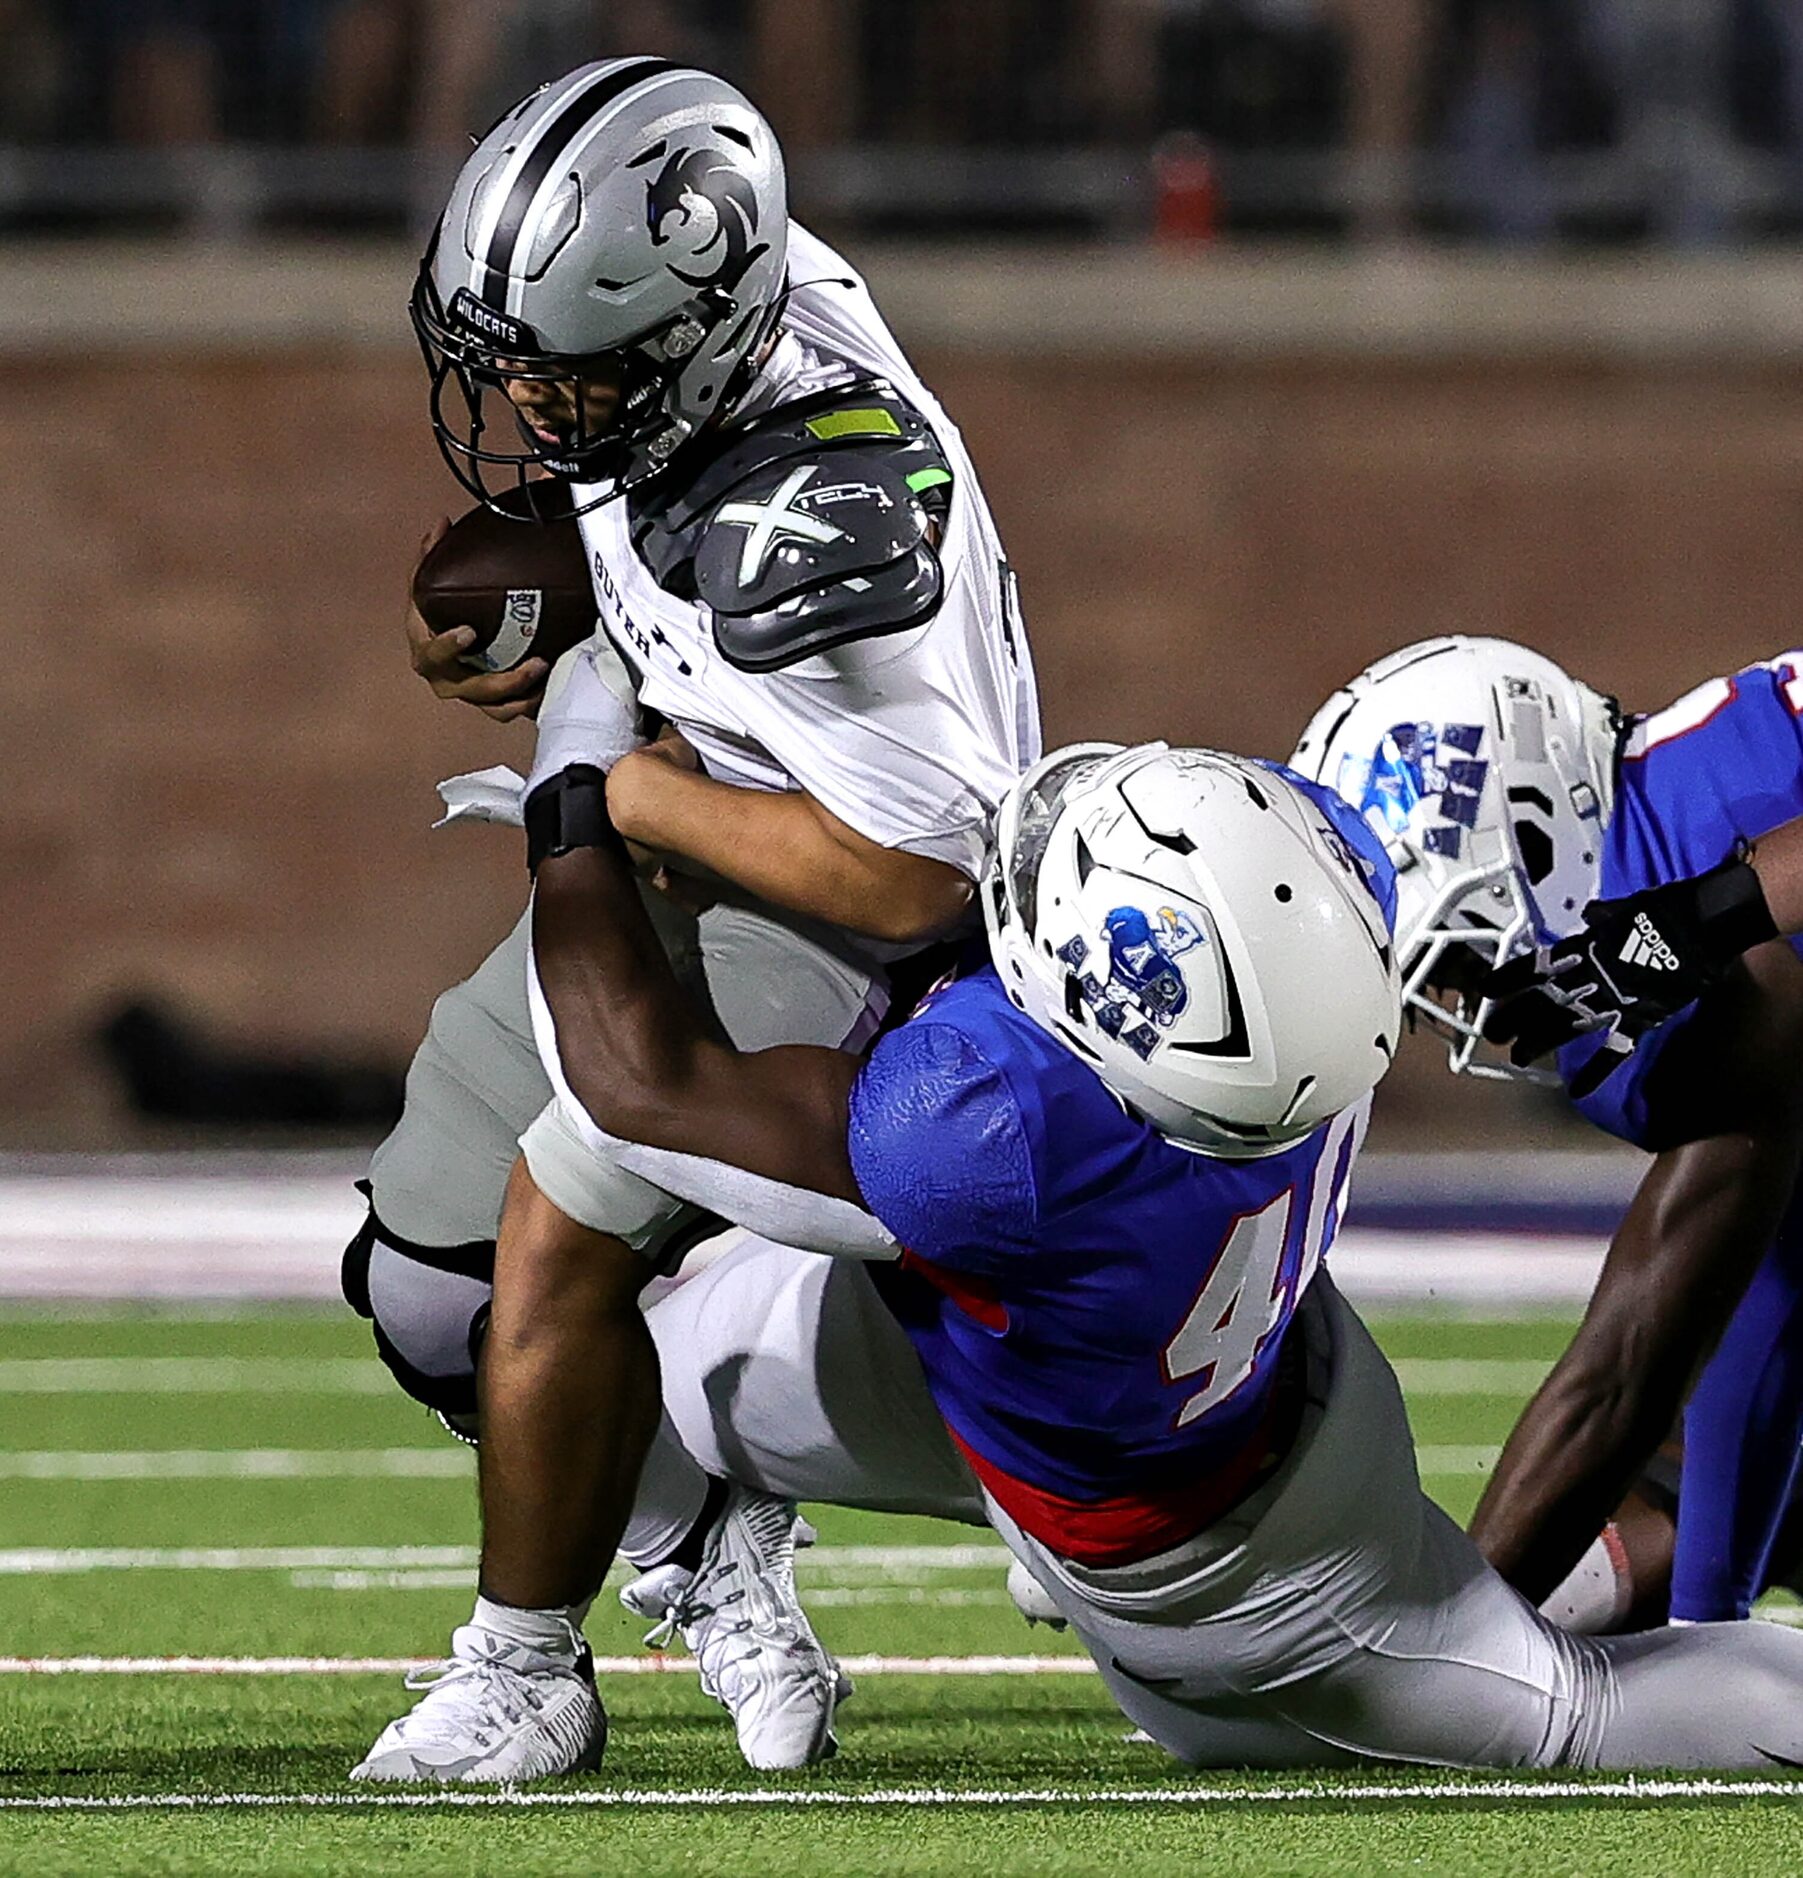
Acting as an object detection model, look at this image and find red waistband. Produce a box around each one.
[951,1357,1302,1567]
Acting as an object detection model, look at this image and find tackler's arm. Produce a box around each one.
[606,753,972,945]
[1747,813,1803,934]
[1471,942,1803,1603]
[524,766,892,1260]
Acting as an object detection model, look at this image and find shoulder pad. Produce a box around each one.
[662,381,948,535]
[628,380,955,638]
[849,1017,1036,1261]
[695,447,944,673]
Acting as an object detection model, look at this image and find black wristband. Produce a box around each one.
[523,765,625,875]
[1693,849,1779,969]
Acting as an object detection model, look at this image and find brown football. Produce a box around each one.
[410,483,598,673]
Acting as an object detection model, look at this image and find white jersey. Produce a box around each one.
[572,225,1041,879]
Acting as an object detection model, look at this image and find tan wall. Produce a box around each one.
[13,351,1803,1144]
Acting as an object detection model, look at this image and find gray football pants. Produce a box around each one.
[651,1233,1803,1771]
[354,891,883,1566]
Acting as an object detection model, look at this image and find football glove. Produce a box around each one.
[1481,849,1777,1098]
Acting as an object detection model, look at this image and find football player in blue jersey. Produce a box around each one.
[1293,638,1803,1636]
[359,694,1803,1773]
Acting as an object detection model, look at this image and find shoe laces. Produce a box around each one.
[637,1496,809,1696]
[395,1629,570,1743]
[398,1657,534,1741]
[638,1568,749,1658]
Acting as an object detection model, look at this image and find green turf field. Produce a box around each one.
[3,1306,1801,1876]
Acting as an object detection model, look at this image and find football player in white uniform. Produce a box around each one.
[347,62,1038,1780]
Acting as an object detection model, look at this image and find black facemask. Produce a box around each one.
[410,265,690,517]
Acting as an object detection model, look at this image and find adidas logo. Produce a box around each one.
[1620,912,1681,972]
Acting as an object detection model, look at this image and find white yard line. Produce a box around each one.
[0,1544,480,1576]
[0,1541,1009,1577]
[0,1449,471,1480]
[0,1654,1087,1677]
[0,1778,1795,1811]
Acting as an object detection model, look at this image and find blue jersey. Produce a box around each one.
[847,775,1393,1565]
[1564,657,1803,1144]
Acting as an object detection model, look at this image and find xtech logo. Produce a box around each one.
[1620,912,1681,973]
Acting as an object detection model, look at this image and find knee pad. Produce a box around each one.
[342,1186,494,1435]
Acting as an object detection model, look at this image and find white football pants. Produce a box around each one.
[648,1233,1803,1771]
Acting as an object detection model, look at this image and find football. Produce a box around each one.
[410,483,598,673]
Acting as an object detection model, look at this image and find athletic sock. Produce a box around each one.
[470,1593,586,1659]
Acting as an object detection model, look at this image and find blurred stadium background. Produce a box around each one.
[10,4,1803,1191]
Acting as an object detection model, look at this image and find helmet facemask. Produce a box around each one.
[992,744,1125,945]
[411,261,761,516]
[415,62,792,518]
[1389,835,1546,1082]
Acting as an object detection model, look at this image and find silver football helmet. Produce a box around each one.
[985,743,1400,1157]
[413,59,789,510]
[1290,636,1621,1080]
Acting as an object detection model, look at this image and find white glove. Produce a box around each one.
[525,639,646,795]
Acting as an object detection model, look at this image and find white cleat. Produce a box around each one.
[620,1486,848,1770]
[1006,1556,1068,1631]
[350,1622,605,1784]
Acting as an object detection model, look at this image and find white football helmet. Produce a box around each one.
[1289,635,1620,1080]
[984,743,1401,1157]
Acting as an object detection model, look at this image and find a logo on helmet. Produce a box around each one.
[446,288,539,354]
[1056,905,1206,1058]
[1340,721,1488,861]
[1311,818,1390,916]
[641,144,768,291]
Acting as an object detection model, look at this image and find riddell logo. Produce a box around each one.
[1620,912,1681,972]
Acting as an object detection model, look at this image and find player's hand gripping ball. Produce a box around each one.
[410,484,599,674]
